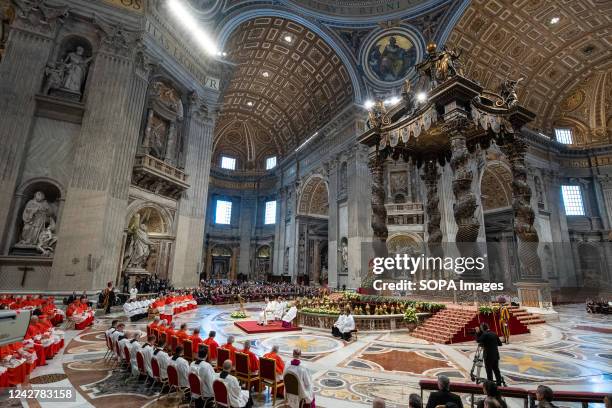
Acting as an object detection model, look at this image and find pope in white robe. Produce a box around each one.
[258,298,275,325]
[190,359,216,398]
[282,305,298,327]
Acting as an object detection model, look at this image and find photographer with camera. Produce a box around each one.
[475,323,503,386]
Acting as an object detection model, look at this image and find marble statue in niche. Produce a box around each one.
[339,237,348,274]
[142,81,184,166]
[123,211,153,271]
[43,45,92,101]
[15,191,57,256]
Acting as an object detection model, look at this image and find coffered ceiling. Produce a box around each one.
[446,0,612,147]
[213,17,355,170]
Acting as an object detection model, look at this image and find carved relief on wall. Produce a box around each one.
[42,37,93,101]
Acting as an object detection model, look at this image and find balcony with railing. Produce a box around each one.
[132,154,189,199]
[386,202,424,225]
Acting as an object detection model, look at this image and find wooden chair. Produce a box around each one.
[188,372,202,406]
[167,365,189,405]
[103,333,114,361]
[198,344,210,362]
[136,351,147,378]
[150,357,168,391]
[170,335,179,354]
[260,357,284,405]
[146,326,151,337]
[160,332,167,347]
[284,372,312,408]
[235,352,261,392]
[216,348,230,372]
[213,379,230,408]
[183,339,193,361]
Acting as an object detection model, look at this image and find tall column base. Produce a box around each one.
[515,281,553,309]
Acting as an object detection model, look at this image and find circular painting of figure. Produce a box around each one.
[365,33,418,83]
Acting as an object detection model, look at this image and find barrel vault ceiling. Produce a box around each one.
[213,17,355,170]
[447,0,612,147]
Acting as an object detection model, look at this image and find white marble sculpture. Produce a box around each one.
[62,46,91,93]
[123,212,153,271]
[16,191,57,256]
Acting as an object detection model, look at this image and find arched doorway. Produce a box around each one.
[297,175,329,286]
[211,245,233,280]
[255,244,272,281]
[480,161,516,286]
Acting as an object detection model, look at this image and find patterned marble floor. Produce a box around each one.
[4,303,610,408]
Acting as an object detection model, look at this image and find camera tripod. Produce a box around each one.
[470,345,507,386]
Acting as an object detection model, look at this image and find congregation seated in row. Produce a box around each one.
[108,320,316,407]
[586,299,611,314]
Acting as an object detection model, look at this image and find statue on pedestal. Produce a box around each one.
[15,191,57,256]
[123,212,153,273]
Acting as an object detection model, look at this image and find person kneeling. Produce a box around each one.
[282,303,297,328]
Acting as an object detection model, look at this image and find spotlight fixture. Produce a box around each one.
[549,16,560,25]
[168,0,219,56]
[246,101,254,107]
[416,92,427,103]
[262,71,270,78]
[284,35,293,43]
[364,100,375,109]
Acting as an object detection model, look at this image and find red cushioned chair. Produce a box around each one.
[167,365,180,401]
[213,379,230,408]
[260,357,284,405]
[188,372,202,406]
[150,357,168,391]
[136,351,147,378]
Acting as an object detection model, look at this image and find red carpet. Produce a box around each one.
[234,320,302,334]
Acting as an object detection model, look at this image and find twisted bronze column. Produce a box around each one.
[369,153,388,258]
[423,160,442,245]
[504,138,542,279]
[449,128,480,243]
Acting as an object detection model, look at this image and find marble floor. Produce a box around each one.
[3,303,610,408]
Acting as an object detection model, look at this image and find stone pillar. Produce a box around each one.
[272,186,287,276]
[368,149,388,282]
[50,20,149,290]
[348,146,372,288]
[230,246,239,280]
[0,3,65,251]
[327,159,339,289]
[312,239,320,285]
[238,196,254,277]
[171,96,214,288]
